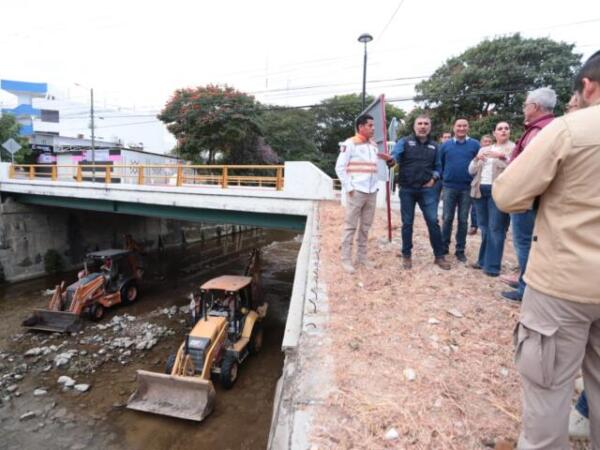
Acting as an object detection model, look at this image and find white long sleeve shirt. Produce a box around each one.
[335,136,379,194]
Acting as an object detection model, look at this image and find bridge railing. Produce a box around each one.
[8,164,285,191]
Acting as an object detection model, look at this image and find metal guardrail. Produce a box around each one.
[8,164,285,191]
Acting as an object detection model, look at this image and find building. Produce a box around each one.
[0,78,175,156]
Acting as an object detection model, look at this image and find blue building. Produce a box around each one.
[0,79,59,138]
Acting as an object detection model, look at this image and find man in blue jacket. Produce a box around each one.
[392,115,451,270]
[439,119,480,261]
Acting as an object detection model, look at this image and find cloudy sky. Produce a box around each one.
[1,0,598,131]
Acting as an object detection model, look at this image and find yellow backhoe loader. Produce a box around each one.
[127,249,266,422]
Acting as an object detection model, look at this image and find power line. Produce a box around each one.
[376,0,407,43]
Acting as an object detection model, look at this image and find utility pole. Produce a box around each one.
[90,88,96,182]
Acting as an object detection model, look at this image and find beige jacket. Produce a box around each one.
[468,142,513,198]
[493,104,600,304]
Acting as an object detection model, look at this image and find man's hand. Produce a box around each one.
[347,189,355,197]
[476,152,487,161]
[377,152,392,161]
[422,178,435,188]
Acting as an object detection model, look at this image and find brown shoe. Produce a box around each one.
[402,256,412,269]
[434,256,451,270]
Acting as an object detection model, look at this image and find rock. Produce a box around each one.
[20,411,37,421]
[53,407,67,419]
[42,365,52,372]
[403,368,417,381]
[79,350,88,356]
[98,348,107,355]
[74,384,90,393]
[446,308,464,318]
[25,347,43,357]
[57,376,76,387]
[384,428,399,441]
[33,389,48,396]
[499,368,509,377]
[7,384,18,393]
[112,338,134,349]
[357,282,364,288]
[428,318,441,325]
[54,352,73,367]
[13,374,24,380]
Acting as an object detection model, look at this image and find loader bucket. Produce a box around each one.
[127,370,216,422]
[21,309,83,333]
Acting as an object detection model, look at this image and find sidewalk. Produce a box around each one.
[303,201,587,450]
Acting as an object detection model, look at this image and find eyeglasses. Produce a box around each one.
[523,102,537,109]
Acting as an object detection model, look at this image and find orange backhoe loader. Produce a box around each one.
[22,249,142,333]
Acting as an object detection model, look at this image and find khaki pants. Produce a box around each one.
[516,286,600,449]
[341,190,377,263]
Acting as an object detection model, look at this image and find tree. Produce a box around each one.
[314,94,405,176]
[414,34,581,138]
[260,108,319,163]
[158,85,263,164]
[0,114,32,163]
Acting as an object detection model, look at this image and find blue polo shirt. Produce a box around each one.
[440,137,480,190]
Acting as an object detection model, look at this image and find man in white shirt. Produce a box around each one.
[335,114,393,273]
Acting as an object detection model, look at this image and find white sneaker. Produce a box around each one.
[569,408,590,439]
[342,261,356,274]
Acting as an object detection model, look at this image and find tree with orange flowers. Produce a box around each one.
[159,85,263,163]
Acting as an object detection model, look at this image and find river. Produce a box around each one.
[0,228,300,450]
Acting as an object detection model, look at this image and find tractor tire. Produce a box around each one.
[249,323,264,355]
[220,354,239,390]
[164,353,177,375]
[120,281,139,305]
[90,303,104,322]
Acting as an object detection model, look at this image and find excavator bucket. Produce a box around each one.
[126,370,216,422]
[21,309,83,333]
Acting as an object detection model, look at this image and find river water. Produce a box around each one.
[0,228,301,450]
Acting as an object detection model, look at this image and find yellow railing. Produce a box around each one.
[8,164,285,191]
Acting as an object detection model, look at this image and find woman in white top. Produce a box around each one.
[468,122,514,276]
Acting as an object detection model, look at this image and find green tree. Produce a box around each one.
[260,108,319,163]
[158,85,263,164]
[0,114,32,163]
[314,94,405,176]
[414,34,581,138]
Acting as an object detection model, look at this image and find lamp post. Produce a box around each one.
[75,83,95,182]
[357,33,373,111]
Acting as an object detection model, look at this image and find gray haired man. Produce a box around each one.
[501,87,556,303]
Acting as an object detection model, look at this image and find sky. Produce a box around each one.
[1,0,599,149]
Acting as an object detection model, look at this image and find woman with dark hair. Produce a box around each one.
[468,122,514,276]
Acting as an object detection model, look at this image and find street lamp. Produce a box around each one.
[358,33,373,111]
[75,83,96,182]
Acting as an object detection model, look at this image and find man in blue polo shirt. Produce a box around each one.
[440,119,480,261]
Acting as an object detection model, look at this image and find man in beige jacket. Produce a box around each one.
[493,51,600,449]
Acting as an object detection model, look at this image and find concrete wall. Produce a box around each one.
[0,197,248,283]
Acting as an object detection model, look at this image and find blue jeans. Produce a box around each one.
[399,185,444,257]
[473,185,510,275]
[576,391,589,418]
[511,209,536,296]
[470,204,478,228]
[442,187,471,255]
